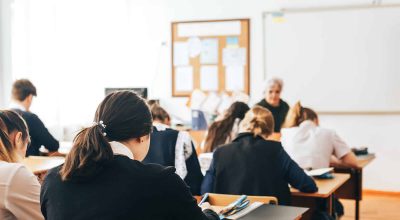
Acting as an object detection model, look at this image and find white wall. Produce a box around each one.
[4,0,399,191]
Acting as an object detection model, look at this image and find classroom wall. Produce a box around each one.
[2,0,399,191]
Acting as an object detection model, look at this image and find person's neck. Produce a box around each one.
[265,99,279,107]
[13,100,29,111]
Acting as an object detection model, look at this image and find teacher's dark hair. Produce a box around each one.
[60,91,153,181]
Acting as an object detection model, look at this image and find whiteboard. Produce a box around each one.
[263,5,400,113]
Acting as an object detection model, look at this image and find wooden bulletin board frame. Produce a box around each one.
[171,19,250,97]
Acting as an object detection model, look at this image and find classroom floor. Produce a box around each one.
[341,192,400,220]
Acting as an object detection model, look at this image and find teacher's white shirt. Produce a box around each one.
[281,121,351,169]
[0,161,43,220]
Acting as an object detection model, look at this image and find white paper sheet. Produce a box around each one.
[305,168,334,177]
[178,21,241,37]
[223,48,246,66]
[201,39,219,64]
[200,65,219,91]
[225,66,245,91]
[201,92,221,114]
[173,42,189,66]
[175,66,193,91]
[188,37,202,58]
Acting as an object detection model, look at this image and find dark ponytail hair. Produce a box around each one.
[60,91,153,181]
[0,110,30,162]
[203,102,250,153]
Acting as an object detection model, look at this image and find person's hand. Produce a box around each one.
[199,202,212,211]
[35,170,48,185]
[48,151,65,157]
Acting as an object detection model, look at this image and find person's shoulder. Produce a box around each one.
[116,156,176,178]
[5,162,40,186]
[280,99,290,109]
[0,162,26,178]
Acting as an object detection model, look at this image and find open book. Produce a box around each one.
[304,167,333,177]
[212,202,264,220]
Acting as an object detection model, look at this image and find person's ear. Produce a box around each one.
[14,131,24,147]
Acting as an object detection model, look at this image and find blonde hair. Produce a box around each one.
[283,101,318,128]
[240,106,274,138]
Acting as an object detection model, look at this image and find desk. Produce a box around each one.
[39,141,73,156]
[22,156,65,174]
[334,154,375,220]
[240,204,307,220]
[291,173,350,219]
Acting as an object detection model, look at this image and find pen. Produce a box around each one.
[198,193,209,206]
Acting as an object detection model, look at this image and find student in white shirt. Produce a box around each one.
[0,110,43,220]
[281,102,358,169]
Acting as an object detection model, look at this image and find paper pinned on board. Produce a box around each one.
[173,42,189,66]
[225,66,245,91]
[223,48,246,66]
[175,66,193,91]
[188,37,202,58]
[201,38,219,64]
[200,65,219,91]
[271,12,286,23]
[226,37,239,48]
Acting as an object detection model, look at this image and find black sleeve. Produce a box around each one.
[28,114,59,152]
[279,148,318,193]
[164,172,219,220]
[184,143,204,195]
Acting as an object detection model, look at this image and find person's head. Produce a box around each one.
[263,77,284,107]
[0,110,30,162]
[283,102,318,128]
[203,102,250,153]
[12,79,37,111]
[239,106,274,139]
[150,104,171,126]
[60,91,153,181]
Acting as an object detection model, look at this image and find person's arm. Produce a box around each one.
[29,114,59,152]
[201,158,216,195]
[184,143,204,195]
[279,148,318,193]
[6,165,44,220]
[331,131,359,168]
[164,172,219,220]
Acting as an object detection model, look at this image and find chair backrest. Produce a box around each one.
[207,193,278,205]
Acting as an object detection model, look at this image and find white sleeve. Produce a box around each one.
[331,131,351,159]
[5,165,44,220]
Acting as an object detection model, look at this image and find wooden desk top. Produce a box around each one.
[22,156,65,174]
[356,153,375,168]
[291,173,350,198]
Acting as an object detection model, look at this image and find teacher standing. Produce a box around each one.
[256,78,289,132]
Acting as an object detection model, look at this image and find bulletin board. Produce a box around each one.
[171,19,250,97]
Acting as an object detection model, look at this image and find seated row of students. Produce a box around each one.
[1,92,220,220]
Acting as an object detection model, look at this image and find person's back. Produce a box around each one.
[143,125,203,195]
[201,106,317,205]
[212,133,293,204]
[41,156,206,220]
[10,79,59,156]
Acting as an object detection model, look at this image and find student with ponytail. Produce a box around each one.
[40,91,219,220]
[0,110,43,220]
[281,102,358,170]
[201,106,317,205]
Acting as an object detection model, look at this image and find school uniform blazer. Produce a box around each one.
[40,142,219,220]
[201,132,318,205]
[12,109,59,156]
[143,126,203,195]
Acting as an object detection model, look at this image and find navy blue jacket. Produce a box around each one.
[143,126,203,195]
[12,109,59,156]
[201,133,317,205]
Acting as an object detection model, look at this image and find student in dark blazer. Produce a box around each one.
[40,91,219,220]
[201,106,317,205]
[10,79,59,156]
[143,104,203,195]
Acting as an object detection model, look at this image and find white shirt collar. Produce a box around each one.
[9,101,27,111]
[109,141,134,160]
[153,122,169,131]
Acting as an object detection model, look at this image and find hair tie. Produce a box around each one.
[93,120,107,137]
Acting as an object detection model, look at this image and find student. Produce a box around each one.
[202,102,250,153]
[40,91,218,220]
[142,104,203,195]
[0,110,44,220]
[281,102,358,169]
[10,79,59,156]
[201,106,317,205]
[256,78,289,132]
